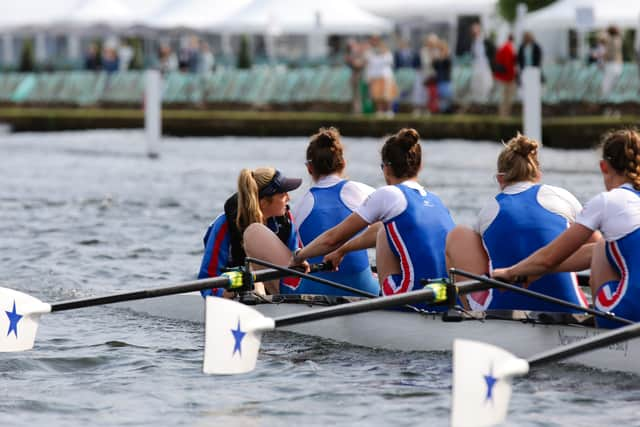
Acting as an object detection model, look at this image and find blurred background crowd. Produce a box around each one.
[2,0,640,115]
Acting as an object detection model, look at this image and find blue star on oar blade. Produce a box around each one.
[231,319,247,357]
[484,364,498,402]
[6,300,23,338]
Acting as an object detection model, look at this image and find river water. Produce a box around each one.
[1,130,638,426]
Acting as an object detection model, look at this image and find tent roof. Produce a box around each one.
[522,0,640,30]
[0,0,78,28]
[219,0,393,35]
[353,0,497,21]
[149,0,252,29]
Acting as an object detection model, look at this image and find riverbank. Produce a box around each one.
[1,107,637,148]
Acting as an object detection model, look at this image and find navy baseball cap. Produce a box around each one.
[258,170,302,198]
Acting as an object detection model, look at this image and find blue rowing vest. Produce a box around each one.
[294,180,379,296]
[596,186,640,328]
[483,185,586,312]
[382,184,454,303]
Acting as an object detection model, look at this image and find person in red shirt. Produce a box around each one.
[494,34,517,117]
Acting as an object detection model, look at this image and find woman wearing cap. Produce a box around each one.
[446,133,598,312]
[198,167,302,297]
[493,129,640,328]
[290,128,455,303]
[291,127,379,296]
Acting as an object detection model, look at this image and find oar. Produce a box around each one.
[246,257,378,298]
[202,278,497,374]
[450,268,634,326]
[0,267,308,352]
[450,322,640,427]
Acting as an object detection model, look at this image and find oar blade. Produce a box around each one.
[0,287,51,352]
[203,297,275,375]
[451,339,529,427]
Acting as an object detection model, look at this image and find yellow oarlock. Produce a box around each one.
[424,281,449,304]
[222,271,246,289]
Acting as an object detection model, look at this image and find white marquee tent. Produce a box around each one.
[219,0,393,35]
[353,0,497,22]
[522,0,640,31]
[150,0,252,29]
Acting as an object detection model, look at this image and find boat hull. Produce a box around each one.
[119,293,639,375]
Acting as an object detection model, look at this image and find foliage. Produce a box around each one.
[497,0,556,23]
[237,35,252,69]
[19,39,35,72]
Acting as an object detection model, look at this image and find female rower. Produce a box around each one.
[291,127,379,296]
[446,133,598,312]
[290,128,455,303]
[198,167,302,296]
[493,129,640,328]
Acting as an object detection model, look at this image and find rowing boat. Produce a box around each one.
[118,292,640,375]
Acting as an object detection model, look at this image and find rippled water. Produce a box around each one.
[1,130,636,426]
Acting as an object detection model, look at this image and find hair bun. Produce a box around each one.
[396,128,420,146]
[315,127,340,148]
[510,134,538,157]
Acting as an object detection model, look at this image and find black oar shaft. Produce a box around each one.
[274,286,439,327]
[246,257,378,298]
[50,269,286,312]
[450,268,634,326]
[528,322,640,367]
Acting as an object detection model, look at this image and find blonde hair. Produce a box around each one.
[497,133,540,184]
[601,128,640,190]
[236,167,276,234]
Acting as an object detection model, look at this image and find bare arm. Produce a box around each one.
[551,230,602,273]
[493,223,595,282]
[324,222,382,269]
[291,213,369,265]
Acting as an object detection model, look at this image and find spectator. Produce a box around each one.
[433,39,453,113]
[364,35,397,117]
[198,41,215,74]
[344,38,366,114]
[587,32,607,68]
[84,43,100,71]
[158,43,178,75]
[602,26,623,97]
[469,22,494,105]
[393,38,419,111]
[517,31,542,69]
[101,42,119,73]
[413,33,439,115]
[494,34,517,117]
[118,41,133,72]
[393,38,418,69]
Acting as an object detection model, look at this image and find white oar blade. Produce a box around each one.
[0,287,51,352]
[451,339,529,427]
[203,296,275,375]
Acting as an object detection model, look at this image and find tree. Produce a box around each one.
[497,0,556,23]
[237,35,252,69]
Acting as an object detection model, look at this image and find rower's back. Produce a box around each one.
[477,134,588,312]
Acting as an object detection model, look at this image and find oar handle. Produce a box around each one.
[49,268,287,312]
[450,268,634,326]
[245,257,378,298]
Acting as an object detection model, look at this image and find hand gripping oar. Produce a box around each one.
[450,322,640,427]
[450,268,634,326]
[245,257,378,298]
[0,267,302,352]
[202,278,497,375]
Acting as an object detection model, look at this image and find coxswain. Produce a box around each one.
[198,167,302,297]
